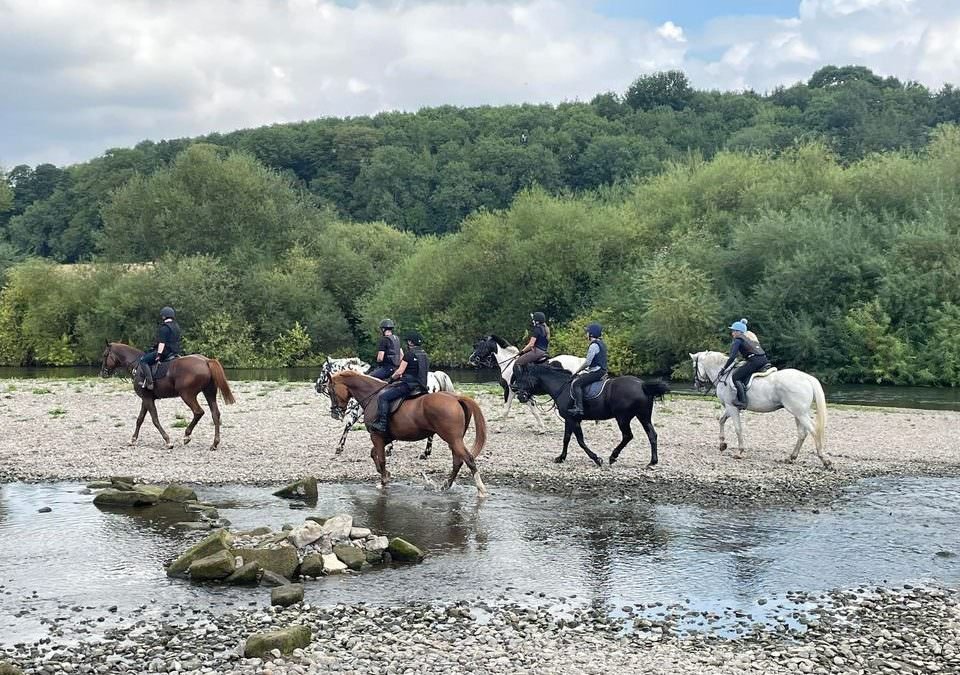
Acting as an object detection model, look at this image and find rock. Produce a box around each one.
[93,488,159,507]
[321,514,353,542]
[271,583,304,607]
[365,549,384,564]
[86,481,112,489]
[109,476,136,487]
[174,521,213,531]
[232,546,299,579]
[321,553,347,574]
[387,537,425,562]
[305,516,326,525]
[243,625,312,658]
[288,521,325,548]
[160,484,198,502]
[333,544,366,571]
[38,507,52,513]
[239,526,273,536]
[0,662,24,675]
[349,527,372,539]
[364,535,389,553]
[134,484,166,498]
[273,477,318,502]
[298,554,325,578]
[260,570,289,587]
[226,561,260,585]
[166,529,234,577]
[188,550,235,581]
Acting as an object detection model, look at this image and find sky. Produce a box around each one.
[2,0,960,167]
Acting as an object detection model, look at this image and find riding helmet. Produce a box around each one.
[729,319,748,333]
[160,306,176,320]
[531,311,546,324]
[404,331,424,346]
[379,318,395,331]
[586,322,602,338]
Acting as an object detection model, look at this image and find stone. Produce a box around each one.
[333,544,366,571]
[232,546,299,579]
[135,484,166,498]
[387,537,425,562]
[260,570,289,587]
[349,527,372,539]
[305,516,326,525]
[365,549,384,564]
[174,521,213,531]
[271,583,304,608]
[321,514,353,542]
[86,481,113,489]
[38,507,52,513]
[0,663,24,675]
[110,476,136,486]
[160,484,198,502]
[226,561,260,585]
[243,626,311,658]
[239,526,273,536]
[188,550,235,581]
[166,529,234,577]
[321,553,347,574]
[273,478,318,502]
[364,536,389,553]
[93,489,159,508]
[288,521,325,548]
[298,554,325,578]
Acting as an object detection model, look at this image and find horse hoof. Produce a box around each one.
[182,436,192,446]
[608,456,617,466]
[553,456,565,464]
[418,453,429,461]
[646,463,657,471]
[733,453,744,461]
[822,460,834,470]
[719,442,728,453]
[592,458,603,469]
[165,443,174,450]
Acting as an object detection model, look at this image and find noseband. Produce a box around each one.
[692,356,717,394]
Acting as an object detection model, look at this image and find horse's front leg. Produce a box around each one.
[527,401,546,434]
[556,419,574,463]
[130,400,148,446]
[419,435,433,461]
[571,422,602,468]
[729,408,746,459]
[370,434,390,488]
[147,399,173,449]
[497,386,516,432]
[718,408,730,453]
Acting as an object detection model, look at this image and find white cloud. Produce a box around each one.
[1,0,959,166]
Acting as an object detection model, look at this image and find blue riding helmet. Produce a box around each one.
[585,322,603,338]
[729,319,748,333]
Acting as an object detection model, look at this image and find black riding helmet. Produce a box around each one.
[404,331,424,346]
[160,306,176,320]
[379,318,395,332]
[531,311,546,324]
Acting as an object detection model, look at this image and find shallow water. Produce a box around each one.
[0,478,958,643]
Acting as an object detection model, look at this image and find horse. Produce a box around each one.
[99,341,236,450]
[512,364,669,467]
[314,356,456,459]
[468,334,584,433]
[327,371,487,497]
[690,351,831,468]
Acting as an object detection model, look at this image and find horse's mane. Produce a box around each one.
[487,334,511,348]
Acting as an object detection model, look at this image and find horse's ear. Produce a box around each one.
[689,352,695,359]
[105,339,110,347]
[325,355,331,364]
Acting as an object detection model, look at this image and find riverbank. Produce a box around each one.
[1,378,958,507]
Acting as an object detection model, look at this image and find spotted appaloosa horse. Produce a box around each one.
[100,341,235,450]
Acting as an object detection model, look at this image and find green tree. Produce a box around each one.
[625,71,693,111]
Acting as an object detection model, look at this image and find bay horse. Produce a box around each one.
[328,371,487,497]
[512,364,669,467]
[690,351,831,468]
[100,341,235,450]
[468,334,584,433]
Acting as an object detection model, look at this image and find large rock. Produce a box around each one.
[387,537,425,562]
[161,484,198,502]
[333,544,366,571]
[188,549,235,581]
[364,535,389,553]
[226,561,260,585]
[232,546,299,579]
[0,662,24,675]
[86,481,113,489]
[321,553,347,574]
[298,554,325,578]
[243,625,311,658]
[260,570,289,587]
[273,477,318,502]
[321,514,353,542]
[166,529,234,577]
[135,484,166,498]
[93,489,158,508]
[349,527,372,539]
[238,526,273,536]
[288,521,325,548]
[271,583,304,608]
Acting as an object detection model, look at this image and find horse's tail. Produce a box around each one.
[436,371,456,393]
[642,380,671,402]
[457,396,486,458]
[208,359,236,405]
[811,376,827,448]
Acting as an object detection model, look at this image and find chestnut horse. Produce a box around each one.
[100,341,235,450]
[328,371,487,497]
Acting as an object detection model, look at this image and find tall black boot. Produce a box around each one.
[568,385,584,417]
[141,363,154,390]
[734,381,747,409]
[368,399,390,433]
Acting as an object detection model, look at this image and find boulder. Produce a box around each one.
[0,662,24,675]
[261,570,289,587]
[161,484,198,502]
[321,553,347,574]
[365,549,384,564]
[232,546,299,579]
[188,550,235,581]
[243,625,311,658]
[135,484,166,498]
[321,514,353,542]
[273,477,318,502]
[93,489,158,508]
[333,544,366,571]
[174,521,213,531]
[387,537,425,562]
[305,516,326,525]
[349,527,372,539]
[226,561,260,585]
[271,583,304,608]
[298,554,325,578]
[364,535,389,553]
[288,521,325,548]
[238,526,273,536]
[166,529,234,577]
[86,481,113,489]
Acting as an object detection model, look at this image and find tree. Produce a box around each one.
[625,71,693,111]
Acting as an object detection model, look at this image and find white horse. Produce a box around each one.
[690,351,831,468]
[468,335,584,433]
[315,356,456,459]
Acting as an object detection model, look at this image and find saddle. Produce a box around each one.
[584,376,610,400]
[135,356,178,388]
[746,365,777,388]
[362,389,429,424]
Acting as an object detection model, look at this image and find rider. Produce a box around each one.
[367,319,402,380]
[369,331,430,434]
[514,311,549,371]
[568,322,607,417]
[139,306,182,390]
[719,318,769,409]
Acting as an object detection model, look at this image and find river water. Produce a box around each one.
[1,478,957,642]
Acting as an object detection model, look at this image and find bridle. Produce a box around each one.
[692,355,718,395]
[326,374,392,421]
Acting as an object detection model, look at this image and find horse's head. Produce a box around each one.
[690,352,714,392]
[512,364,539,403]
[468,336,496,367]
[327,371,353,421]
[100,341,130,378]
[315,357,334,395]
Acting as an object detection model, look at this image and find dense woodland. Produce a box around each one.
[2,66,960,385]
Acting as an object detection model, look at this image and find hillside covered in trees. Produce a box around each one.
[2,66,960,385]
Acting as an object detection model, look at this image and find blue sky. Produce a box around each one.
[595,0,799,26]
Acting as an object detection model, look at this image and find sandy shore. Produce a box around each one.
[1,377,958,505]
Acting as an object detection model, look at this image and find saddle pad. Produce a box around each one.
[362,389,429,424]
[747,366,778,387]
[154,360,171,380]
[585,378,609,400]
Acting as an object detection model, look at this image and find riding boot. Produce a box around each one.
[734,381,747,409]
[141,363,154,390]
[568,385,585,417]
[368,398,390,433]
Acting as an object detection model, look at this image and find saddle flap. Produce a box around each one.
[585,377,610,400]
[363,388,428,424]
[747,366,777,387]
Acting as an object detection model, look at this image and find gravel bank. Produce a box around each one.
[1,378,958,505]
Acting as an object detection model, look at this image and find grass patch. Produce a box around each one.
[172,419,188,428]
[48,407,67,417]
[32,387,53,395]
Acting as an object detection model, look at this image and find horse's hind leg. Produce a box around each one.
[608,416,634,466]
[130,400,148,446]
[788,417,809,463]
[639,412,659,467]
[571,423,602,468]
[203,386,222,450]
[147,399,173,449]
[718,409,730,453]
[180,390,205,446]
[370,435,390,488]
[444,437,486,498]
[527,401,546,434]
[419,435,433,461]
[730,409,746,459]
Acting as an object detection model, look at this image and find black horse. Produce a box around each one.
[512,364,669,467]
